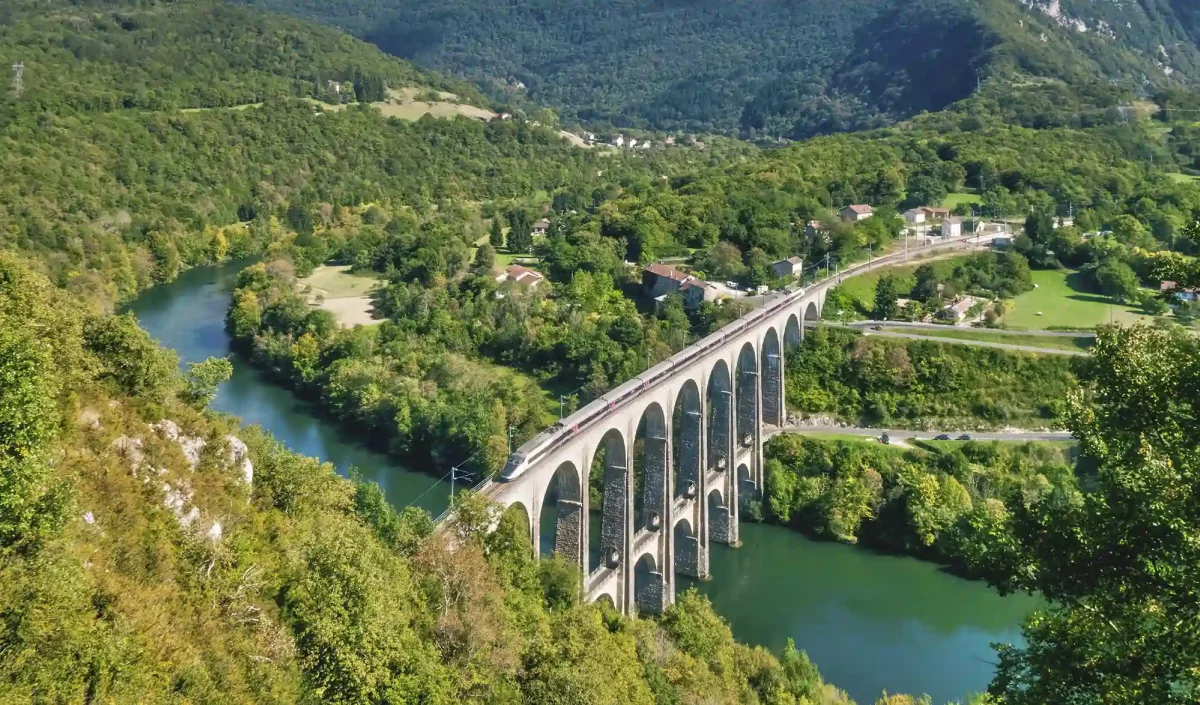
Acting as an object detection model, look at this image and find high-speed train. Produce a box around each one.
[498,283,814,482]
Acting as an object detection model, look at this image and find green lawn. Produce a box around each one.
[885,326,1094,352]
[1168,172,1200,184]
[833,255,971,313]
[496,252,540,267]
[943,192,982,209]
[1004,269,1157,329]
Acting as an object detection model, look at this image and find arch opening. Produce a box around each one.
[633,403,668,535]
[736,343,759,452]
[633,552,664,616]
[673,517,701,579]
[761,328,783,426]
[803,301,820,332]
[498,501,533,557]
[784,314,801,350]
[588,429,628,575]
[539,461,583,565]
[672,380,702,501]
[707,489,731,545]
[705,360,732,475]
[738,463,760,519]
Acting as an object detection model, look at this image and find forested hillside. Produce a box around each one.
[237,0,1200,137]
[0,250,860,704]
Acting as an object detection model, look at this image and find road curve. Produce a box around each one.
[842,320,1096,338]
[766,425,1074,442]
[856,329,1088,356]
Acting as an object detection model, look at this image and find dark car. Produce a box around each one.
[934,434,952,441]
[879,432,890,445]
[957,434,972,441]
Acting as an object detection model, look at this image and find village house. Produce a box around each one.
[495,264,545,289]
[682,279,724,309]
[840,204,873,222]
[531,218,551,236]
[903,208,927,225]
[920,206,951,220]
[771,256,804,280]
[942,217,963,238]
[611,134,626,148]
[643,263,694,297]
[938,295,982,322]
[1161,280,1199,303]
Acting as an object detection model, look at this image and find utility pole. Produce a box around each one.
[11,62,23,98]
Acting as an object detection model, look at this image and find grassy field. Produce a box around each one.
[1168,172,1200,184]
[1004,269,1156,329]
[884,326,1094,352]
[834,254,972,313]
[298,265,382,327]
[942,192,982,209]
[496,252,541,268]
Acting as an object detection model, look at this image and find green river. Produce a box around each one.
[127,261,1039,705]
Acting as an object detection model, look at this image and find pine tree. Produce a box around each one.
[489,218,504,249]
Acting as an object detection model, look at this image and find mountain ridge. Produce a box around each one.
[235,0,1200,138]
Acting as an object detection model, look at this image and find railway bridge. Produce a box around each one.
[454,237,976,615]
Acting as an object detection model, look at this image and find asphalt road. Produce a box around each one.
[855,329,1088,356]
[806,321,1088,355]
[842,320,1096,338]
[767,425,1074,442]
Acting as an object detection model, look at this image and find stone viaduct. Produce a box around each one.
[455,237,975,615]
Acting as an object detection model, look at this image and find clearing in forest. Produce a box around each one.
[1005,269,1153,329]
[299,265,382,327]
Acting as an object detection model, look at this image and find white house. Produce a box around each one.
[611,135,626,148]
[942,217,963,238]
[903,208,927,224]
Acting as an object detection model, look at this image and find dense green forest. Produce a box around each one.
[0,249,866,704]
[762,436,1078,575]
[785,327,1076,428]
[3,0,1200,702]
[0,0,487,113]
[238,0,1200,137]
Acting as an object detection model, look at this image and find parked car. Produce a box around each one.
[725,281,739,290]
[956,434,972,441]
[934,434,952,441]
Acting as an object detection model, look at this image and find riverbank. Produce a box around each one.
[128,259,1039,705]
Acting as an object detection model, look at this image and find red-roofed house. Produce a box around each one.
[840,204,873,222]
[1162,280,1198,302]
[643,263,694,297]
[495,264,545,289]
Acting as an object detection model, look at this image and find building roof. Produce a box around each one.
[532,218,551,229]
[904,208,925,216]
[944,217,963,225]
[682,278,715,290]
[921,206,951,215]
[644,263,692,282]
[948,296,979,314]
[843,204,873,214]
[503,264,544,285]
[806,220,822,228]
